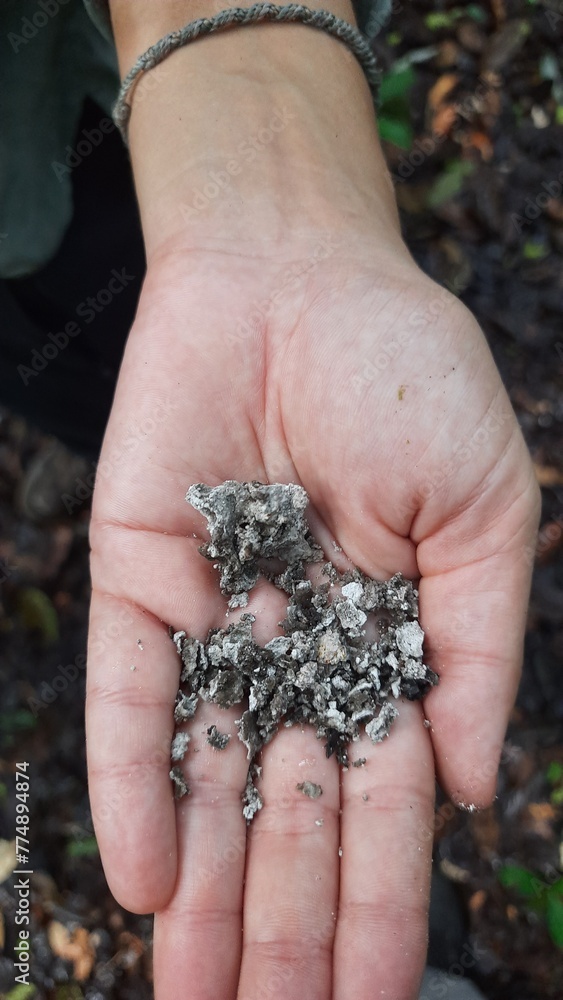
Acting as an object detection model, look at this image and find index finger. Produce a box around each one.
[86,528,223,913]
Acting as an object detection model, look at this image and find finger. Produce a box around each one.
[89,525,219,628]
[415,449,539,806]
[419,552,531,808]
[303,482,419,583]
[87,592,181,912]
[153,577,289,999]
[238,724,340,1000]
[334,700,435,1000]
[153,700,249,1000]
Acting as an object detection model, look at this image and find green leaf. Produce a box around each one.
[378,115,413,149]
[539,53,560,82]
[425,6,486,28]
[498,865,546,900]
[0,709,37,737]
[547,761,563,785]
[5,985,37,1000]
[392,47,441,72]
[465,4,487,21]
[425,12,455,29]
[16,587,59,645]
[66,835,99,859]
[523,240,550,260]
[551,787,563,805]
[547,892,563,948]
[427,160,475,208]
[379,66,415,104]
[55,987,84,1000]
[377,67,414,150]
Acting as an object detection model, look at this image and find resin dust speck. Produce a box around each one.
[169,481,438,821]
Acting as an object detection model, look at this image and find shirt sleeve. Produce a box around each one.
[84,0,394,44]
[0,1,119,278]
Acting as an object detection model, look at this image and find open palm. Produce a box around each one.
[87,237,539,999]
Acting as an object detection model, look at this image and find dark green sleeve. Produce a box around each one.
[0,0,119,279]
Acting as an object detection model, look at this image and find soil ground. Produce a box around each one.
[1,0,562,996]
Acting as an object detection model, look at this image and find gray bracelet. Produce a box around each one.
[113,2,381,144]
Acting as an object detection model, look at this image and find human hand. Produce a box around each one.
[87,5,539,997]
[86,240,538,999]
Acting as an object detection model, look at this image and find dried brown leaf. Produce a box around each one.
[469,889,487,912]
[534,464,563,488]
[433,104,459,138]
[428,73,460,111]
[470,807,501,856]
[439,857,471,884]
[115,931,145,972]
[47,921,95,981]
[0,839,16,884]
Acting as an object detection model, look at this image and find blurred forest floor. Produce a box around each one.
[1,0,562,997]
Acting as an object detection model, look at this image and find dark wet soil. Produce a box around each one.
[1,0,562,996]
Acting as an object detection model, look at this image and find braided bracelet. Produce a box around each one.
[113,2,381,144]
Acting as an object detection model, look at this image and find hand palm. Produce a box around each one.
[87,240,538,999]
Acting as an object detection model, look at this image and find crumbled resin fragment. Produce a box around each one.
[174,692,198,723]
[242,767,263,821]
[167,483,438,819]
[207,725,231,750]
[186,481,323,597]
[171,732,190,761]
[365,703,399,744]
[297,781,323,799]
[169,766,190,799]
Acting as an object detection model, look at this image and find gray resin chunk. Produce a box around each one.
[174,692,198,723]
[365,703,399,744]
[206,725,231,750]
[186,481,323,595]
[169,766,190,799]
[242,767,263,821]
[167,483,438,820]
[171,732,190,761]
[297,781,323,799]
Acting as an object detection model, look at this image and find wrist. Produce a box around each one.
[109,0,406,264]
[109,0,360,66]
